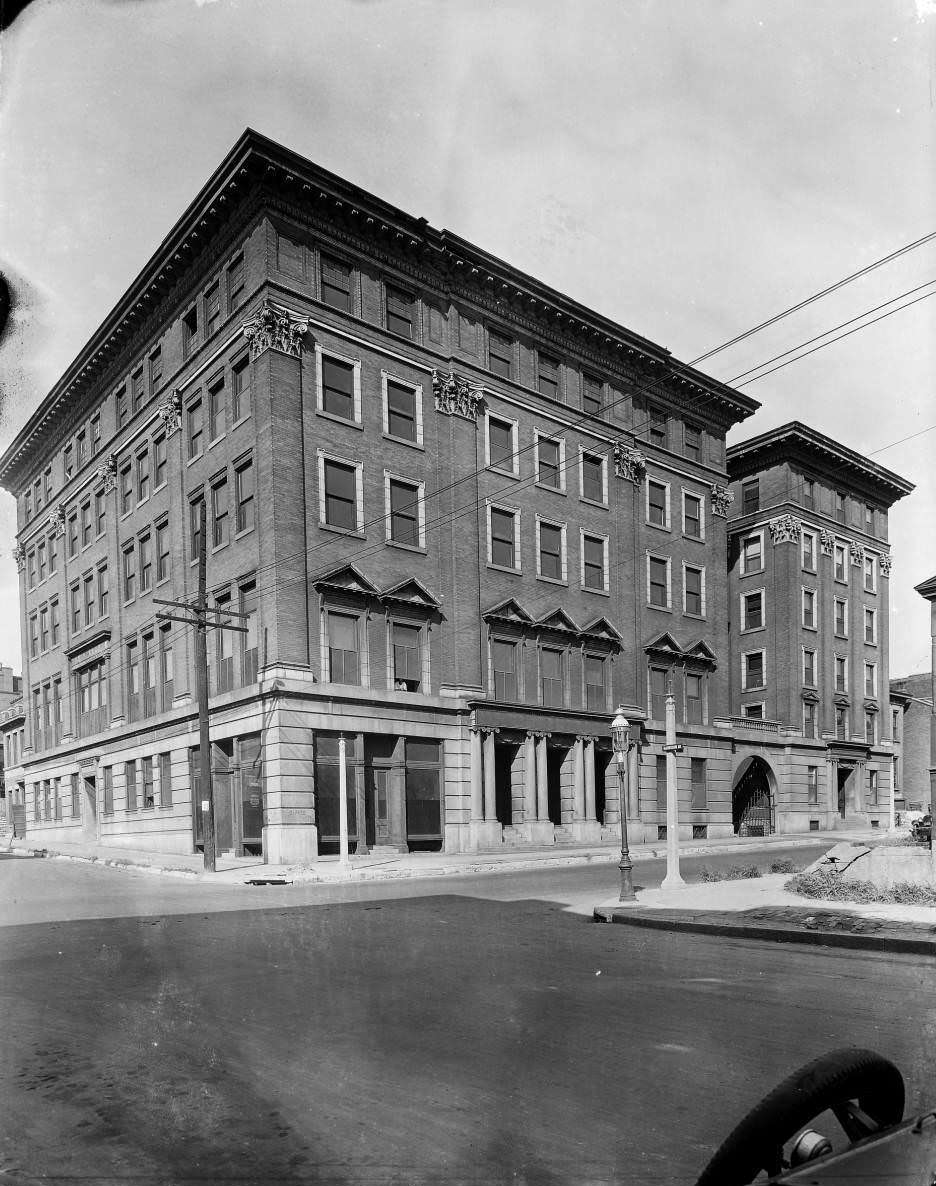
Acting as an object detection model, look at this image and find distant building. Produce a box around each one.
[0,665,24,829]
[889,675,931,815]
[914,573,936,810]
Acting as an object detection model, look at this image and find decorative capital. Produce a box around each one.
[849,540,865,566]
[47,505,67,538]
[93,455,118,493]
[880,553,892,576]
[768,513,802,545]
[613,442,647,484]
[711,484,733,518]
[432,369,484,421]
[157,392,183,436]
[12,544,25,572]
[819,529,835,556]
[242,300,309,359]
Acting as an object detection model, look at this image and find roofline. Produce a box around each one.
[0,129,757,487]
[726,421,915,504]
[915,574,936,600]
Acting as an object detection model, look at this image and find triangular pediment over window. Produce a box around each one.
[683,639,718,668]
[482,598,534,625]
[537,608,579,636]
[381,577,442,611]
[580,616,623,644]
[644,631,682,659]
[801,689,820,703]
[313,563,380,597]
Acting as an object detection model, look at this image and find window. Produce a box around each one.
[119,463,133,516]
[204,282,221,338]
[538,353,559,399]
[803,701,817,739]
[131,368,144,414]
[391,622,422,691]
[116,387,130,430]
[320,254,351,312]
[582,374,602,416]
[457,310,477,353]
[655,754,667,810]
[122,545,136,602]
[76,428,87,465]
[584,655,607,712]
[802,530,816,571]
[868,768,878,804]
[320,355,356,421]
[83,573,95,627]
[136,449,150,502]
[684,424,701,461]
[488,329,513,378]
[537,519,565,581]
[536,434,563,490]
[807,766,819,804]
[650,666,668,720]
[127,641,140,723]
[489,505,519,570]
[834,491,846,523]
[834,597,848,637]
[321,457,359,532]
[743,703,765,720]
[803,648,816,686]
[684,565,705,616]
[141,756,155,810]
[384,378,420,443]
[834,655,848,693]
[582,533,608,592]
[190,496,205,563]
[326,611,359,684]
[231,357,251,422]
[803,478,815,510]
[188,399,204,459]
[492,639,518,701]
[159,751,173,807]
[740,533,763,574]
[70,773,79,819]
[43,466,53,503]
[647,555,670,609]
[892,708,901,741]
[743,651,765,690]
[648,410,667,448]
[50,600,60,646]
[387,477,423,547]
[864,662,877,697]
[125,760,138,811]
[153,434,167,489]
[139,533,153,593]
[29,615,38,659]
[159,624,174,708]
[386,285,415,338]
[834,543,847,582]
[182,306,198,358]
[647,480,670,529]
[742,590,763,630]
[27,551,36,589]
[741,479,760,514]
[683,492,703,539]
[155,521,170,584]
[865,713,876,746]
[95,490,106,536]
[209,377,226,440]
[149,347,162,395]
[211,478,229,548]
[540,647,564,708]
[690,758,707,810]
[70,584,81,633]
[863,555,877,593]
[580,450,606,504]
[487,414,517,472]
[38,540,47,582]
[215,601,233,694]
[864,607,876,644]
[835,706,847,740]
[893,756,900,790]
[864,504,875,535]
[802,587,817,629]
[39,607,49,652]
[97,565,108,618]
[103,766,114,814]
[685,672,704,724]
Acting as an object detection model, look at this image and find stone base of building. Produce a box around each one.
[468,820,505,851]
[569,820,604,844]
[263,824,319,864]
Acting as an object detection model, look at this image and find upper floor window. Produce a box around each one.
[228,255,245,313]
[834,597,848,638]
[802,529,817,571]
[131,368,144,414]
[136,449,150,503]
[536,518,566,582]
[383,376,422,444]
[685,672,705,725]
[864,662,877,697]
[386,476,424,548]
[486,414,518,474]
[235,458,255,535]
[580,450,607,505]
[683,492,703,540]
[182,306,198,358]
[581,532,608,593]
[834,655,848,693]
[864,503,875,535]
[326,611,360,685]
[802,478,815,510]
[584,654,608,712]
[741,479,759,514]
[385,285,415,338]
[742,650,765,690]
[319,352,360,423]
[492,638,518,701]
[834,491,846,523]
[320,455,362,534]
[209,376,226,441]
[834,542,848,582]
[320,254,351,313]
[488,329,513,379]
[535,433,564,491]
[647,479,670,529]
[153,435,167,489]
[232,356,251,422]
[740,532,763,575]
[117,387,130,430]
[120,462,133,515]
[204,282,221,338]
[864,606,877,645]
[537,353,560,399]
[741,589,764,631]
[802,587,817,629]
[149,348,162,394]
[64,442,74,479]
[684,424,701,461]
[391,621,423,692]
[863,555,877,593]
[539,646,564,708]
[648,409,667,448]
[683,565,705,617]
[187,399,204,460]
[582,374,602,416]
[803,647,816,686]
[488,504,520,571]
[647,554,671,609]
[211,478,229,549]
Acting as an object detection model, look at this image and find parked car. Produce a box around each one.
[911,814,931,844]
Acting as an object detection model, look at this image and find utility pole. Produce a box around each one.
[156,499,247,873]
[661,677,684,890]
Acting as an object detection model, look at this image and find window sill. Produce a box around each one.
[487,562,521,576]
[739,567,764,578]
[486,464,519,480]
[580,496,609,511]
[317,409,364,431]
[383,433,424,451]
[319,523,365,539]
[647,603,673,613]
[802,623,818,632]
[647,520,671,533]
[233,526,255,542]
[582,584,610,596]
[741,625,765,634]
[536,574,568,587]
[683,611,706,621]
[534,481,566,496]
[186,452,204,467]
[386,539,426,554]
[682,532,704,544]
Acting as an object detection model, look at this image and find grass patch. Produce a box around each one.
[698,863,762,882]
[768,858,799,874]
[786,869,936,906]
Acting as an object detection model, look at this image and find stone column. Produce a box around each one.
[535,733,549,821]
[469,727,483,821]
[482,729,497,822]
[583,737,596,822]
[524,732,537,824]
[573,737,586,822]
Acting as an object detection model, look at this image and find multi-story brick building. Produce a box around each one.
[890,672,933,816]
[725,424,913,834]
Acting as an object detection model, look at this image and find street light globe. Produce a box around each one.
[611,707,630,763]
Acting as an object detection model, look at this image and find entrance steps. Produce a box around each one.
[501,826,527,848]
[553,826,577,846]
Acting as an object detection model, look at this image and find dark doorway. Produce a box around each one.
[546,745,564,825]
[837,766,850,818]
[82,775,97,841]
[732,757,774,836]
[494,741,517,826]
[595,748,612,825]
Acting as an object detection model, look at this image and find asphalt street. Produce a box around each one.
[0,846,931,1185]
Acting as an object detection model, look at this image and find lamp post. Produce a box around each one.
[611,706,636,901]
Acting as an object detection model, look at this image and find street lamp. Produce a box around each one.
[611,706,636,902]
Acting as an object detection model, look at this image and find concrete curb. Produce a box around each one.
[593,905,936,956]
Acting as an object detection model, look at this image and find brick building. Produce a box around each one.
[725,424,913,834]
[890,673,933,815]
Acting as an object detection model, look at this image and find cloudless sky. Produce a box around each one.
[0,0,933,677]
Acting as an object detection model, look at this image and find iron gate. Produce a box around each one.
[732,761,774,837]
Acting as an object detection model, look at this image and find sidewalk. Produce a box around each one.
[7,827,875,886]
[593,871,936,956]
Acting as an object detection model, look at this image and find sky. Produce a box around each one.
[0,0,933,679]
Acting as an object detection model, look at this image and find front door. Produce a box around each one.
[365,766,391,848]
[82,775,98,841]
[837,766,850,818]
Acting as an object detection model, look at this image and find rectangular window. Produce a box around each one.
[136,449,150,503]
[834,598,848,637]
[388,478,421,547]
[538,353,559,399]
[684,566,704,616]
[835,491,846,523]
[648,555,670,609]
[120,463,133,515]
[44,466,53,503]
[648,410,667,448]
[50,599,60,646]
[321,254,351,312]
[865,503,875,534]
[39,607,49,652]
[391,622,422,691]
[834,655,848,693]
[863,555,877,593]
[685,671,704,723]
[743,651,765,690]
[159,624,174,708]
[582,374,602,416]
[803,648,816,686]
[690,758,707,810]
[67,513,79,558]
[327,611,359,684]
[95,490,106,536]
[159,752,173,807]
[231,357,251,422]
[102,766,114,814]
[743,703,764,720]
[807,766,818,804]
[536,435,563,489]
[492,639,518,701]
[834,543,847,582]
[209,377,226,440]
[76,429,87,465]
[83,573,95,627]
[803,701,817,739]
[584,655,607,712]
[125,760,137,812]
[122,545,136,602]
[741,533,763,574]
[647,480,669,528]
[581,451,606,504]
[487,415,516,472]
[190,496,205,563]
[893,755,900,789]
[204,282,220,338]
[582,533,607,592]
[141,755,155,809]
[239,581,258,686]
[151,435,167,491]
[182,306,198,358]
[188,400,204,460]
[139,533,153,592]
[38,540,47,582]
[743,590,763,631]
[835,706,847,740]
[488,329,513,378]
[868,769,878,804]
[741,479,760,514]
[684,424,701,461]
[683,492,703,539]
[29,616,38,658]
[321,355,355,420]
[322,458,358,532]
[70,584,81,633]
[537,520,564,581]
[865,713,876,746]
[27,551,36,589]
[540,647,564,707]
[131,368,144,414]
[864,607,876,644]
[864,662,877,697]
[116,387,130,430]
[386,285,415,338]
[97,564,109,618]
[212,479,229,548]
[656,753,667,810]
[489,506,518,570]
[802,587,816,629]
[803,478,815,510]
[802,530,816,571]
[156,521,170,583]
[650,666,668,720]
[386,379,418,442]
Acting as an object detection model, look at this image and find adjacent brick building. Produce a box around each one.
[890,672,933,815]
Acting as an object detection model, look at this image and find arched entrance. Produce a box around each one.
[732,756,776,837]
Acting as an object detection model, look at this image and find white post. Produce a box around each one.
[338,733,350,866]
[662,690,684,889]
[889,757,896,833]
